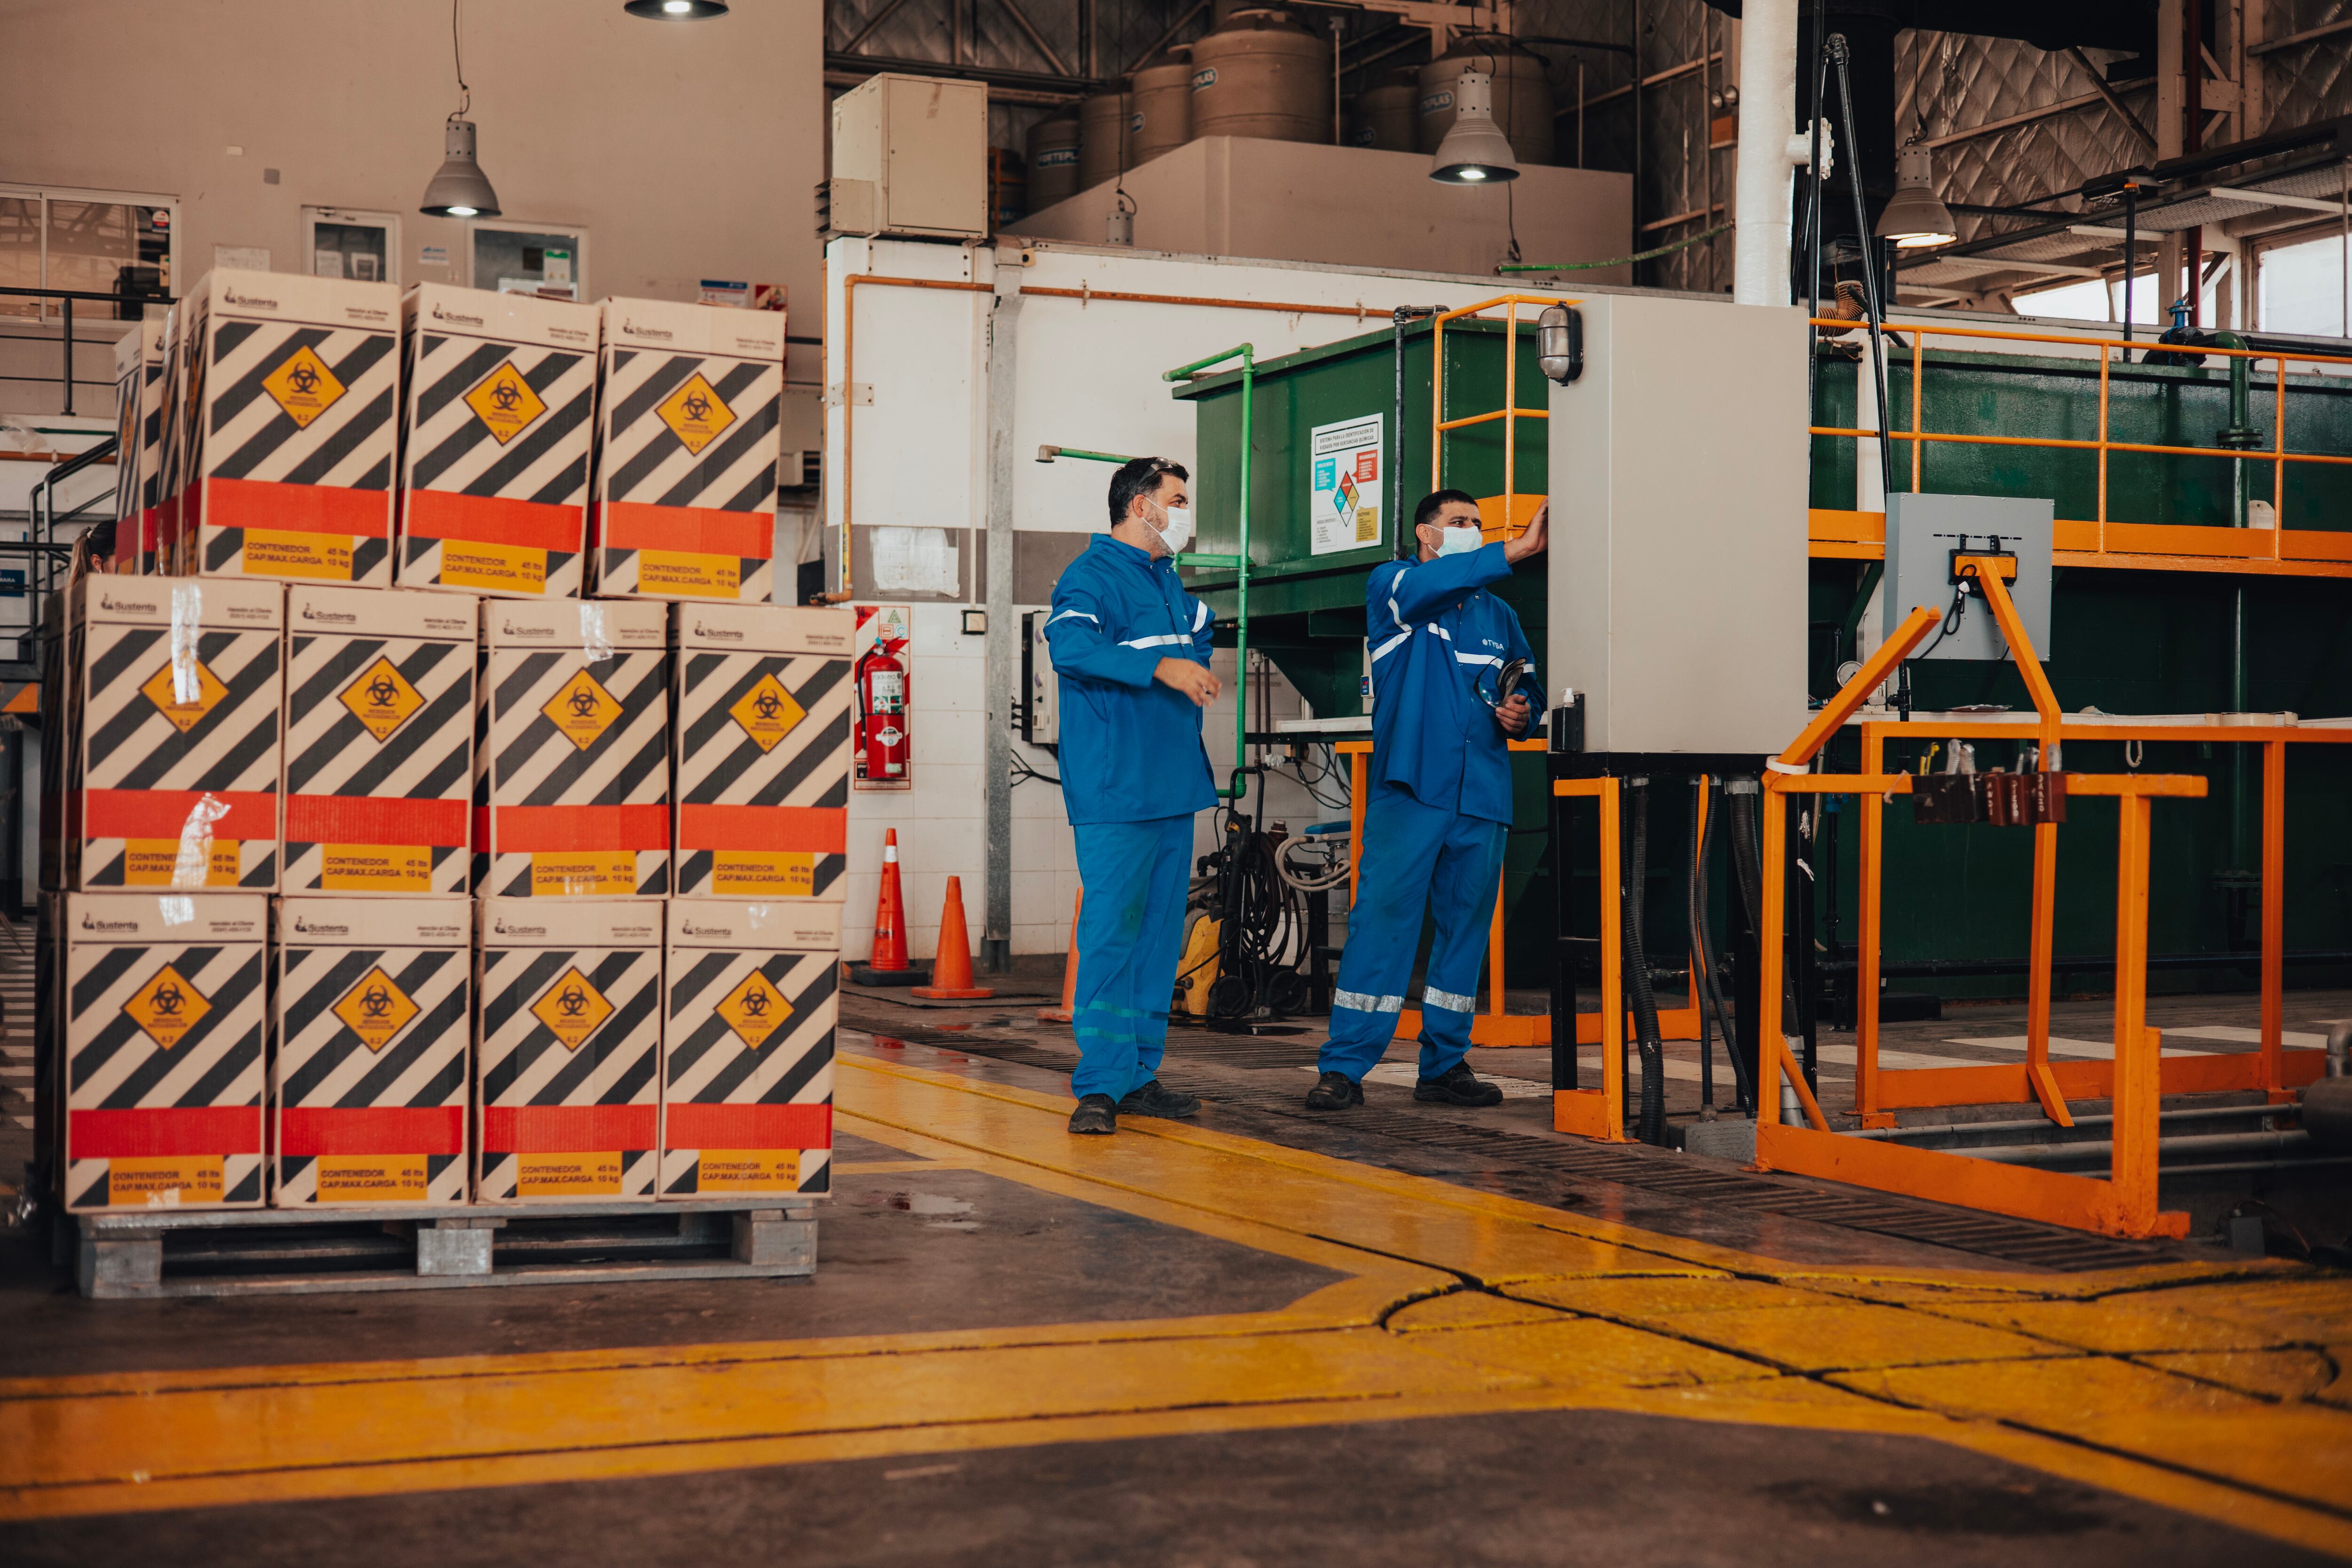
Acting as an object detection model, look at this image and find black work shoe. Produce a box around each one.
[1414,1062,1504,1107]
[1117,1079,1201,1119]
[1305,1070,1364,1110]
[1067,1094,1118,1135]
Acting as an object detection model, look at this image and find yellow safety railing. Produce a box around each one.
[1431,294,1570,542]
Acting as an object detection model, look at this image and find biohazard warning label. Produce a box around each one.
[140,659,229,733]
[340,655,426,742]
[261,344,348,430]
[517,1153,623,1196]
[530,966,615,1051]
[656,372,736,456]
[463,359,548,446]
[715,970,793,1051]
[316,1154,428,1202]
[122,964,212,1051]
[727,674,808,752]
[540,669,623,751]
[332,965,421,1053]
[108,1155,226,1207]
[695,1149,800,1192]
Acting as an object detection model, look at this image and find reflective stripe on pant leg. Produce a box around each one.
[1319,786,1450,1081]
[1415,812,1509,1081]
[1070,820,1164,1100]
[1127,812,1197,1095]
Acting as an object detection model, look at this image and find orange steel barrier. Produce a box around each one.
[1431,294,1568,543]
[1754,583,2209,1239]
[1552,775,1628,1141]
[1806,318,2352,580]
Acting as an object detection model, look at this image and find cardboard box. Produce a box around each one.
[475,898,663,1203]
[672,603,854,899]
[660,899,837,1199]
[108,327,141,562]
[589,298,784,603]
[65,576,283,891]
[283,585,476,894]
[103,306,172,575]
[477,600,670,897]
[63,892,269,1211]
[396,285,600,600]
[170,268,403,585]
[272,895,472,1207]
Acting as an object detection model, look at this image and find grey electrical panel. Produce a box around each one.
[1545,293,1811,756]
[1020,610,1059,745]
[1882,493,2053,662]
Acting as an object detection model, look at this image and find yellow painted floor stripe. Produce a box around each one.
[3,1050,2349,1560]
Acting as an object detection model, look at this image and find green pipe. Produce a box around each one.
[1164,343,1255,798]
[1036,445,1134,465]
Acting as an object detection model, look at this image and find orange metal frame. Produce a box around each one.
[1431,294,1570,543]
[1756,583,2209,1238]
[1805,318,2352,580]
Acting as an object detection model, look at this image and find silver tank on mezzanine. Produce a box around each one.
[1025,116,1082,211]
[1079,81,1136,191]
[1131,47,1194,165]
[1189,9,1334,146]
[1417,35,1554,165]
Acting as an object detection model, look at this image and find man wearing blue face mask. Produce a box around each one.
[1044,457,1220,1135]
[1308,489,1548,1110]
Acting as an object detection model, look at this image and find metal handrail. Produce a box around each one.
[1430,294,1571,541]
[0,285,174,418]
[27,433,118,612]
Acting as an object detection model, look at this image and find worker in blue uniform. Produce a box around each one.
[1308,489,1548,1110]
[1044,457,1221,1135]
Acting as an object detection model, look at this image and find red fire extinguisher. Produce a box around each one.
[856,642,909,781]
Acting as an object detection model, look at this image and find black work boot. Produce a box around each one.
[1067,1094,1118,1134]
[1305,1070,1364,1110]
[1414,1061,1504,1107]
[1117,1079,1201,1119]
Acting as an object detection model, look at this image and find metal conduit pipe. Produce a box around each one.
[1849,1101,2288,1142]
[1623,779,1665,1144]
[1964,1129,2314,1167]
[2304,1021,2352,1150]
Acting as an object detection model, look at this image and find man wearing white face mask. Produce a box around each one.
[1043,458,1221,1135]
[1308,489,1548,1111]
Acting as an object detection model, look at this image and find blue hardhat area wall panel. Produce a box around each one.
[1883,493,2052,663]
[1546,294,1811,756]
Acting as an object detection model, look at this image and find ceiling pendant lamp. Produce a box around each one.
[1430,68,1520,184]
[625,0,730,16]
[1876,140,1958,249]
[420,0,502,218]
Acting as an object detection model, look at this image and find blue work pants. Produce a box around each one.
[1070,812,1196,1100]
[1320,784,1508,1082]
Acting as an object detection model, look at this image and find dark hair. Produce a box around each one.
[1108,457,1187,526]
[1414,489,1479,533]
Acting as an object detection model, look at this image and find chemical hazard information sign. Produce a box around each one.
[1308,416,1383,557]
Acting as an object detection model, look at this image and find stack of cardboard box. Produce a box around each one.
[42,272,845,1229]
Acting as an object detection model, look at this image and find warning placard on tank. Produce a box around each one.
[1308,416,1383,556]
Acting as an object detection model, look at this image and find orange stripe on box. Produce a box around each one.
[205,477,391,539]
[285,796,468,847]
[677,805,846,854]
[405,490,585,551]
[281,1106,465,1157]
[665,1102,832,1150]
[482,1105,658,1153]
[82,789,277,843]
[599,502,772,559]
[72,1108,263,1158]
[493,804,671,852]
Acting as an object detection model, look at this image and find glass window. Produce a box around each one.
[2257,231,2348,336]
[2013,268,2215,327]
[303,207,397,285]
[470,223,585,299]
[0,196,39,319]
[0,187,175,321]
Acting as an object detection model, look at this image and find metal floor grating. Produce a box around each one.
[856,1018,2170,1275]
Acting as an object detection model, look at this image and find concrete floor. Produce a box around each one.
[5,963,2351,1563]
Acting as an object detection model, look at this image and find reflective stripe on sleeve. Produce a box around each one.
[1047,609,1098,626]
[1192,601,1211,631]
[1453,652,1504,668]
[1119,633,1193,649]
[1420,985,1476,1013]
[1369,630,1410,662]
[1333,988,1405,1015]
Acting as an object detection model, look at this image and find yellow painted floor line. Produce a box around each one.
[1,1051,2348,1560]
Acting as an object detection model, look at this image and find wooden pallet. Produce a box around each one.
[67,1199,818,1299]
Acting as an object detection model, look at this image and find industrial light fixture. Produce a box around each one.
[1876,140,1957,249]
[419,0,501,218]
[625,0,729,16]
[1429,69,1520,184]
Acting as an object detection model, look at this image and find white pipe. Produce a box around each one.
[1732,0,1798,305]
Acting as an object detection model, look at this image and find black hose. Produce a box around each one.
[1695,779,1751,1112]
[1728,781,1765,1109]
[1624,779,1666,1145]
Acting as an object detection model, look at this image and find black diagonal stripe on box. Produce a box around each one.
[287,644,467,794]
[717,464,780,516]
[683,957,834,1106]
[667,950,731,1014]
[86,626,163,697]
[652,397,780,511]
[607,353,701,437]
[750,712,853,808]
[481,948,568,1041]
[288,634,390,714]
[492,649,563,718]
[95,953,262,1109]
[340,989,468,1109]
[209,333,394,478]
[416,338,512,426]
[206,322,318,427]
[282,387,397,487]
[527,458,590,509]
[459,388,593,498]
[533,970,656,1106]
[205,527,244,574]
[676,654,764,758]
[280,946,381,1047]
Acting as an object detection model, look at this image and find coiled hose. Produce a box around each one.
[1624,779,1667,1144]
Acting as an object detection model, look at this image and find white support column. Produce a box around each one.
[1732,0,1799,306]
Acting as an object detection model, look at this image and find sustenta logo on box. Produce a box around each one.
[618,317,674,342]
[290,914,350,937]
[691,620,744,642]
[300,604,359,624]
[224,287,281,310]
[429,301,487,329]
[80,914,141,932]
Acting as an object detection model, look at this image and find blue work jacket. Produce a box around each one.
[1044,532,1219,826]
[1365,541,1536,826]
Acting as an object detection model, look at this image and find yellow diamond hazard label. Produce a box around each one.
[139,660,230,734]
[727,673,807,753]
[656,372,735,456]
[331,966,421,1053]
[462,359,548,446]
[123,964,212,1052]
[261,343,347,430]
[540,669,623,752]
[715,970,794,1051]
[339,655,425,743]
[531,966,615,1051]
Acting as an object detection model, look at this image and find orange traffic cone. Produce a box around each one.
[913,876,995,999]
[1038,888,1081,1024]
[853,829,928,987]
